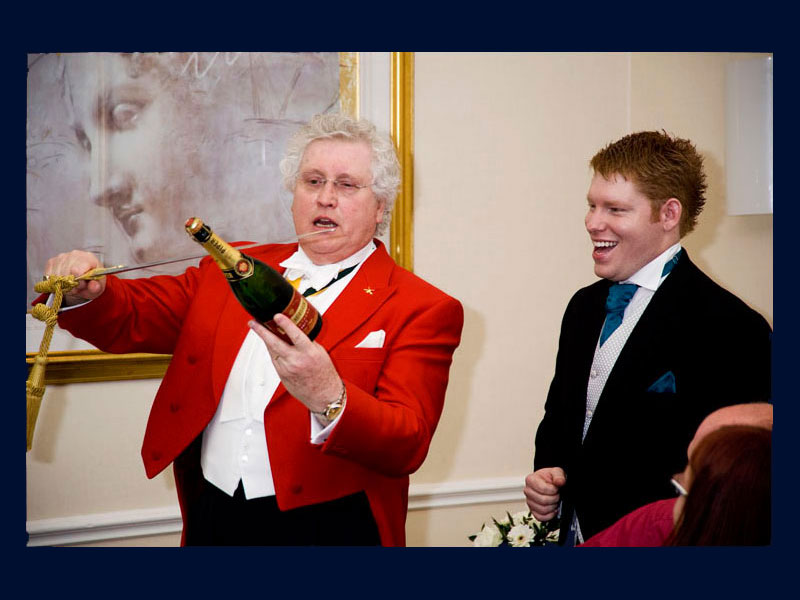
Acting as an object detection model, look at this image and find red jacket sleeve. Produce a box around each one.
[56,262,206,355]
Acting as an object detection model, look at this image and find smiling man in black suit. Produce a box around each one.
[524,131,772,545]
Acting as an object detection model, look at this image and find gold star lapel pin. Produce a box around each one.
[363,287,374,295]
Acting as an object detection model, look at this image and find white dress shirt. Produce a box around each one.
[200,240,377,499]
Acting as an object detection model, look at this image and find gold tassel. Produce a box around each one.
[26,276,77,451]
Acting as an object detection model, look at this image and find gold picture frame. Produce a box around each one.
[26,52,415,384]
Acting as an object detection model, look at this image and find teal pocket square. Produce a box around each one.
[648,371,676,393]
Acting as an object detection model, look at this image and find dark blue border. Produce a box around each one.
[9,6,791,595]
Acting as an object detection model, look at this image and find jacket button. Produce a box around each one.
[187,355,197,365]
[151,451,162,461]
[291,484,303,495]
[170,402,180,413]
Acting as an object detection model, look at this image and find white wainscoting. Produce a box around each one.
[26,476,526,546]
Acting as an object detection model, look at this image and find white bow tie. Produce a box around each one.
[280,251,341,291]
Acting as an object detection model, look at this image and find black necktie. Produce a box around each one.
[302,264,358,297]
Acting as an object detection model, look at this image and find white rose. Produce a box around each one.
[473,525,503,547]
[512,510,531,525]
[507,524,534,547]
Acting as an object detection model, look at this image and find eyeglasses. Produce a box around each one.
[298,174,372,197]
[670,477,688,497]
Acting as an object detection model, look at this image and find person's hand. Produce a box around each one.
[43,250,107,306]
[524,467,566,522]
[248,313,342,414]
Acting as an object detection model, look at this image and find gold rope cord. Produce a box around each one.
[26,275,78,451]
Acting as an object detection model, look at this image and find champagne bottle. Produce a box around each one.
[185,217,322,343]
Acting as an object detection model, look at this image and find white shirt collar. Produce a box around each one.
[622,242,682,291]
[280,240,376,291]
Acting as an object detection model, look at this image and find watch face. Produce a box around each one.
[324,402,343,420]
[323,386,346,420]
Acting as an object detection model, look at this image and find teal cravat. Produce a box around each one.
[599,283,638,346]
[661,250,680,277]
[598,250,680,346]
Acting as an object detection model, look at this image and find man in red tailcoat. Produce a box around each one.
[43,113,464,546]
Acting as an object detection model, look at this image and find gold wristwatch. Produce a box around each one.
[313,382,346,421]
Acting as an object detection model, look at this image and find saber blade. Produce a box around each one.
[74,229,334,280]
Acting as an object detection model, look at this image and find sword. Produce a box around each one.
[56,229,334,281]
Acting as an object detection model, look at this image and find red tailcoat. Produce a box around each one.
[57,240,464,546]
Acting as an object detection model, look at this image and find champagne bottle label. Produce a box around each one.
[222,257,255,282]
[265,291,318,343]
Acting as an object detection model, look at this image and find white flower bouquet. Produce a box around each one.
[470,510,560,547]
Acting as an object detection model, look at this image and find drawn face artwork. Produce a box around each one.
[27,52,340,306]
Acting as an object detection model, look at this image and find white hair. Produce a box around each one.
[280,113,400,235]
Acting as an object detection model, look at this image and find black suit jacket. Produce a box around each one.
[534,250,772,543]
